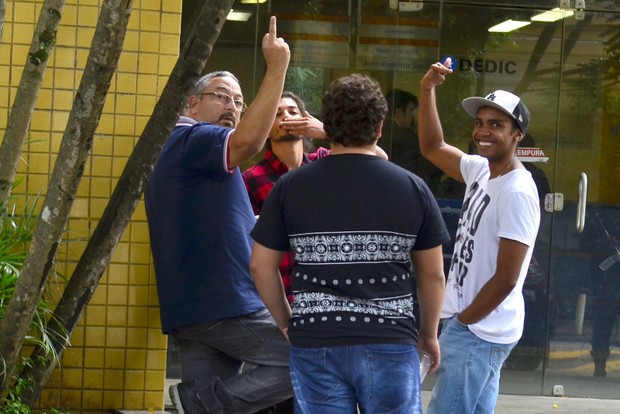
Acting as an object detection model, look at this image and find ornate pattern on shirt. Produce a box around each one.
[293,291,414,319]
[290,231,416,264]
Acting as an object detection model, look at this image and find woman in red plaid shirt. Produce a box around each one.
[243,91,387,303]
[243,91,330,303]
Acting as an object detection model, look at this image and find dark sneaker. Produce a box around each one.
[170,382,205,413]
[594,363,607,378]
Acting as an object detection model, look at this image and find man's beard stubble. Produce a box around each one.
[271,133,302,143]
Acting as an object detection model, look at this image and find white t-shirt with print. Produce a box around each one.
[441,154,541,344]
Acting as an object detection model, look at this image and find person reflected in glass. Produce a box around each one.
[581,207,620,377]
[380,89,443,193]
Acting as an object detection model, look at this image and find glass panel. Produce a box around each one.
[417,2,564,396]
[429,1,619,399]
[273,0,352,115]
[546,6,620,397]
[185,0,265,96]
[358,1,446,194]
[171,1,620,400]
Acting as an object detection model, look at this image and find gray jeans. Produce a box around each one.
[171,309,292,413]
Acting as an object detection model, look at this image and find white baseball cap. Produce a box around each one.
[462,90,530,134]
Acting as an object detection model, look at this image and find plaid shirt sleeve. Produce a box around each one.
[242,150,295,302]
[242,150,284,215]
[243,166,273,216]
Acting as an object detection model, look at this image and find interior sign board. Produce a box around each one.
[277,14,350,69]
[517,147,549,163]
[357,16,439,72]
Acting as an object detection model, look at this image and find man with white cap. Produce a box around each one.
[418,58,541,414]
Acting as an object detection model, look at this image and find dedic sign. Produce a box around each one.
[443,55,518,75]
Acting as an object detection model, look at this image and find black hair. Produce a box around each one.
[321,74,388,147]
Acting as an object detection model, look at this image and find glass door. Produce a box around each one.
[544,1,620,398]
[186,0,620,399]
[384,0,620,399]
[412,1,565,396]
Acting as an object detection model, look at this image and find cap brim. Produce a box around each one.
[461,97,516,121]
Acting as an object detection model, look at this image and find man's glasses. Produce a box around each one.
[197,91,247,112]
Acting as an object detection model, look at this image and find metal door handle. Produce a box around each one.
[576,172,587,233]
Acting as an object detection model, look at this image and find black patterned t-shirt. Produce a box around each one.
[251,154,450,348]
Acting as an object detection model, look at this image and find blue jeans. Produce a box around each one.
[427,316,517,414]
[290,344,423,414]
[171,309,292,413]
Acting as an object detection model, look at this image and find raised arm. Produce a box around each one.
[228,17,290,168]
[418,58,465,182]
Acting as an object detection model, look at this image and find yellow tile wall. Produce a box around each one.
[1,0,182,412]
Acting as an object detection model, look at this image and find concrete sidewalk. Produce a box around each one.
[423,390,620,413]
[160,378,620,413]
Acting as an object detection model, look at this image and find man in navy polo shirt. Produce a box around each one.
[145,17,293,414]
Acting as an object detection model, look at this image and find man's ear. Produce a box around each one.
[515,131,523,142]
[188,95,200,115]
[376,120,383,139]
